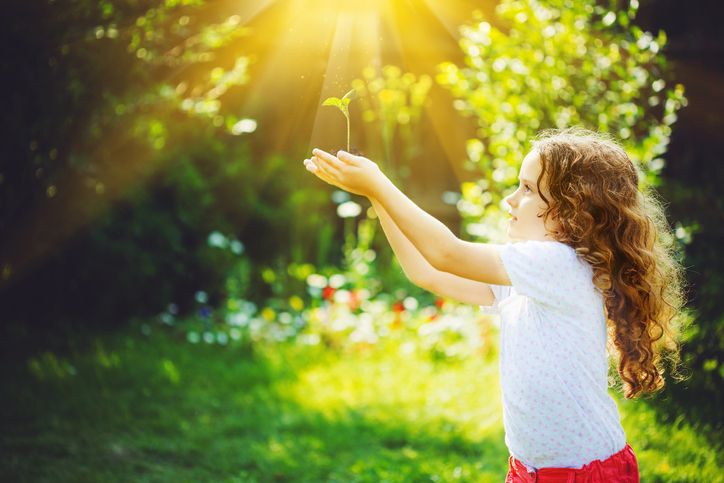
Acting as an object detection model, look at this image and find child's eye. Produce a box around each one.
[524,184,533,193]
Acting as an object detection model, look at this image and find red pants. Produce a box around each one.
[506,444,639,483]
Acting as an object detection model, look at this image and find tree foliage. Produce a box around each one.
[0,0,331,343]
[436,0,684,243]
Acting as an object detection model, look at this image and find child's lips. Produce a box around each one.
[508,212,517,221]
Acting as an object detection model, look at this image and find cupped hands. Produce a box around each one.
[303,149,386,198]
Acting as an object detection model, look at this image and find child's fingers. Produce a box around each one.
[310,154,342,182]
[305,158,337,185]
[313,148,347,172]
[303,159,316,171]
[335,150,363,166]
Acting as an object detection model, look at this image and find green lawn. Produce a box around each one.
[1,321,722,482]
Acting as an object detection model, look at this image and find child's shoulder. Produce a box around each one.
[505,239,576,258]
[501,240,587,273]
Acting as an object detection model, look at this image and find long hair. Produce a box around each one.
[531,127,685,399]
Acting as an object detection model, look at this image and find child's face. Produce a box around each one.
[504,150,560,242]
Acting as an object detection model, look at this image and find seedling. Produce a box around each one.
[322,89,357,153]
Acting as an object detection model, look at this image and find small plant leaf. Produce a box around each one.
[342,89,358,100]
[322,97,342,108]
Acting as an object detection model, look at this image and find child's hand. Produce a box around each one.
[303,149,385,198]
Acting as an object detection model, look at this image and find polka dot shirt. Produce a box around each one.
[480,240,626,470]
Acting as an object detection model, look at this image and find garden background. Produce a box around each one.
[1,0,723,481]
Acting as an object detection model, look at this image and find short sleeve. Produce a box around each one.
[479,284,513,314]
[498,241,581,308]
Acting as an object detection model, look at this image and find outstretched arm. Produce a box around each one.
[370,198,494,306]
[304,149,511,286]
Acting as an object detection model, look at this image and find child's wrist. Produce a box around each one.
[369,174,394,203]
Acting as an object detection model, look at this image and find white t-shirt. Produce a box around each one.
[480,240,626,470]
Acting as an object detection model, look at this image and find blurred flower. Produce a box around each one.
[217,333,228,345]
[289,295,304,312]
[331,190,351,204]
[302,334,320,345]
[229,328,242,340]
[207,231,228,248]
[271,326,286,342]
[187,331,200,343]
[203,332,215,343]
[442,191,462,205]
[332,317,350,332]
[313,307,329,323]
[333,289,350,304]
[198,306,212,318]
[337,201,362,218]
[399,341,416,355]
[261,307,276,321]
[249,318,263,333]
[329,274,346,288]
[322,285,337,301]
[159,313,174,325]
[232,118,257,135]
[363,250,377,262]
[167,303,179,315]
[306,274,328,288]
[241,301,257,314]
[347,290,360,311]
[392,302,405,313]
[403,296,419,311]
[279,312,292,324]
[422,305,438,320]
[230,240,245,255]
[227,312,249,326]
[195,291,208,304]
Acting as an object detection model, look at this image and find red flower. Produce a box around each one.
[347,290,359,311]
[322,285,337,301]
[435,297,445,309]
[392,301,405,313]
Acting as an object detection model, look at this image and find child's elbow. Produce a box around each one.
[427,247,456,274]
[405,271,434,292]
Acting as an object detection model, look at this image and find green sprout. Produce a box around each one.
[322,89,357,153]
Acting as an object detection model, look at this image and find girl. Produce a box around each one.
[303,128,684,482]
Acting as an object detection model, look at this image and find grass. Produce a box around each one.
[1,320,722,483]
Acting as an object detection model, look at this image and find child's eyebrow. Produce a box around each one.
[518,177,536,185]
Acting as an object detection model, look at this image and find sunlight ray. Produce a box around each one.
[301,12,354,155]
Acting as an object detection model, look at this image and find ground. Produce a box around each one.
[1,320,722,482]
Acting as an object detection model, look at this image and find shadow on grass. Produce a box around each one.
[0,324,509,483]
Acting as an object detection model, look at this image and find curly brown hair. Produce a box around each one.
[531,127,685,399]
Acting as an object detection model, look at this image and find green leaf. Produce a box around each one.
[342,89,358,101]
[322,97,342,108]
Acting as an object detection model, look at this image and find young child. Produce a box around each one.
[303,128,683,482]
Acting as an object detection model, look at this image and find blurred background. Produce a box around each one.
[1,0,723,480]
